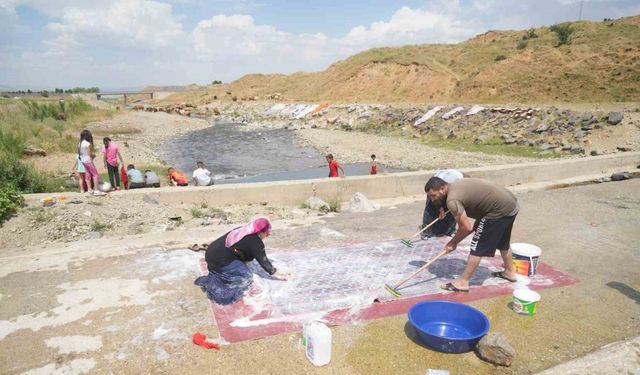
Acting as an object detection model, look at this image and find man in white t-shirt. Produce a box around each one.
[421,169,464,239]
[192,161,214,186]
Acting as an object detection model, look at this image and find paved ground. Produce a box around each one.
[1,179,639,374]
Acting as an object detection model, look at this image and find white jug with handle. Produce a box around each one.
[303,320,332,366]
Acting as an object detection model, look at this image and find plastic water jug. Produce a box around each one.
[303,321,332,366]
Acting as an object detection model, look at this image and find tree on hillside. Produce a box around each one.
[211,80,223,85]
[550,23,574,46]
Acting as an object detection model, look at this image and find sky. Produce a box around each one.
[0,0,638,90]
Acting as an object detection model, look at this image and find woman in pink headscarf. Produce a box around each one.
[194,217,291,305]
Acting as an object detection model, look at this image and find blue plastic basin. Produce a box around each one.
[408,300,490,353]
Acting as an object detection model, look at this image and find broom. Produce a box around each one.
[384,250,447,297]
[400,211,449,248]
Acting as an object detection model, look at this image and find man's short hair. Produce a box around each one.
[425,176,448,192]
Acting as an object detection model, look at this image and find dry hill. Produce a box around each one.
[167,16,640,104]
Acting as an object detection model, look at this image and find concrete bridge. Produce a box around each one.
[96,91,153,104]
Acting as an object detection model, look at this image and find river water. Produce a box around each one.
[158,121,400,184]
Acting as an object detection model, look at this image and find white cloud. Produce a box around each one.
[45,0,184,51]
[191,13,332,76]
[1,0,639,89]
[339,6,474,50]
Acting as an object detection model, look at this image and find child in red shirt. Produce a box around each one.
[325,154,345,178]
[370,154,378,175]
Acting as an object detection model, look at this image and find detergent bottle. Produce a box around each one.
[303,320,332,366]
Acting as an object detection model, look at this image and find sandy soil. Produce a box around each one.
[295,128,536,170]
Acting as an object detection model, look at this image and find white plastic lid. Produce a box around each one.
[513,288,541,302]
[511,243,542,257]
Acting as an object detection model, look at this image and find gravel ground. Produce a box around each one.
[295,128,537,171]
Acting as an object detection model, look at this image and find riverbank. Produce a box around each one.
[26,111,210,176]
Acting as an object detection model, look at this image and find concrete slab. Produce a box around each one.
[1,179,639,374]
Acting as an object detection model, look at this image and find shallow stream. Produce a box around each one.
[159,121,400,184]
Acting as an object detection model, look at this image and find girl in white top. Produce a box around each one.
[78,130,104,196]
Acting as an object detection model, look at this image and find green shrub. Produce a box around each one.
[549,23,574,46]
[0,131,49,193]
[90,220,113,232]
[0,183,24,224]
[495,54,507,61]
[523,29,538,40]
[22,98,92,121]
[327,196,341,212]
[516,40,528,50]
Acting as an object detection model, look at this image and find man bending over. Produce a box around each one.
[425,177,519,292]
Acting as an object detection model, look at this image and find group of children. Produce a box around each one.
[325,153,378,178]
[71,129,216,194]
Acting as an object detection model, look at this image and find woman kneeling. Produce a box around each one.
[194,217,290,305]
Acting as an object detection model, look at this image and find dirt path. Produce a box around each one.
[295,128,537,170]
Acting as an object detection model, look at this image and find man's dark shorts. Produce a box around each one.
[469,215,517,257]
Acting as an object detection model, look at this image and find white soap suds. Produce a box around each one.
[45,335,103,354]
[22,358,96,375]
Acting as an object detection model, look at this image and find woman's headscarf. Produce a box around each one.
[225,217,271,248]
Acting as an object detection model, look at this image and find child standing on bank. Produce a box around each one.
[69,155,90,193]
[370,154,378,175]
[326,154,345,178]
[78,129,104,196]
[102,137,124,190]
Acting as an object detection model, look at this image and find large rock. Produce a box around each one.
[23,146,46,157]
[349,192,379,213]
[477,332,516,367]
[607,112,623,125]
[534,123,550,133]
[611,172,631,181]
[305,197,330,212]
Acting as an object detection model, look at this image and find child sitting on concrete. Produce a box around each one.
[144,170,161,188]
[192,161,214,186]
[168,167,189,186]
[126,164,145,189]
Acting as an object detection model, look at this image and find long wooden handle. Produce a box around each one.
[410,210,450,238]
[394,250,447,289]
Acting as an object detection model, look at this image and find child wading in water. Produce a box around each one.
[78,130,105,196]
[102,137,124,190]
[370,154,378,175]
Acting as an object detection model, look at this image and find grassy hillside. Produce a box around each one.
[175,15,639,104]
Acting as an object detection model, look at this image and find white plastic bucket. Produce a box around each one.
[512,288,541,316]
[511,243,542,277]
[303,321,332,366]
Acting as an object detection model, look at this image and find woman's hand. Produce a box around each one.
[273,270,292,281]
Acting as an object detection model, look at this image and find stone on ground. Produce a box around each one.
[477,332,516,367]
[305,197,330,212]
[607,112,623,125]
[348,192,379,213]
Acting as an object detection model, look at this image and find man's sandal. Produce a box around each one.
[440,282,469,293]
[491,271,517,282]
